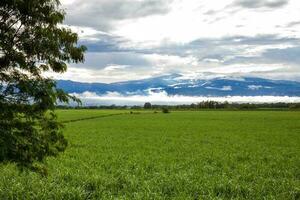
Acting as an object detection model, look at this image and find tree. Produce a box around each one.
[0,0,86,171]
[162,107,169,113]
[144,102,152,109]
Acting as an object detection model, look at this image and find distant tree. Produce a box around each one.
[224,101,230,109]
[144,102,152,109]
[289,103,300,110]
[162,107,169,113]
[0,0,86,171]
[190,103,196,109]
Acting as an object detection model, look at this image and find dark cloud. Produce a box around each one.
[234,0,289,9]
[79,34,129,53]
[64,0,172,31]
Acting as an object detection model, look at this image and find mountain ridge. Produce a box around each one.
[56,74,300,97]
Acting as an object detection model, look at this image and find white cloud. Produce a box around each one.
[113,0,300,45]
[206,86,233,91]
[248,85,263,90]
[61,0,300,44]
[72,91,300,106]
[45,66,152,83]
[103,65,129,71]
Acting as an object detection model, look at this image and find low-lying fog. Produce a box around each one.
[71,91,300,106]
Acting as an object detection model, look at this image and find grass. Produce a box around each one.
[55,109,129,122]
[0,110,299,199]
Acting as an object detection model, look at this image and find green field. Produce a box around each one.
[56,109,129,122]
[0,110,299,199]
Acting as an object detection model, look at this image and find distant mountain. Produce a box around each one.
[56,74,300,97]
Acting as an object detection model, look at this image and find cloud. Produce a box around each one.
[103,65,129,72]
[262,46,300,64]
[46,66,153,83]
[248,85,263,90]
[70,51,198,74]
[285,21,300,27]
[62,0,172,31]
[129,34,299,59]
[234,0,289,9]
[74,52,152,70]
[58,0,300,83]
[206,86,233,91]
[72,91,300,106]
[222,45,300,66]
[179,35,300,69]
[46,53,199,83]
[58,34,300,83]
[62,0,300,45]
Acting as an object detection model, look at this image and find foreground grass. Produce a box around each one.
[0,110,299,199]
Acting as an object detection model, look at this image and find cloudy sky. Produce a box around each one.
[56,0,300,83]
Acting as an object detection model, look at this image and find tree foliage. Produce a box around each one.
[144,102,152,109]
[162,107,169,113]
[0,0,86,170]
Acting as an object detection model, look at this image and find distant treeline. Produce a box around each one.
[57,101,300,110]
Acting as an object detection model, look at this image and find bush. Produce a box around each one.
[162,107,170,113]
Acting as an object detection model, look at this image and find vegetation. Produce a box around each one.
[144,102,152,109]
[56,109,128,123]
[57,101,300,110]
[162,107,170,113]
[0,110,299,199]
[0,0,86,169]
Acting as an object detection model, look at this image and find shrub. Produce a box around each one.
[162,107,170,113]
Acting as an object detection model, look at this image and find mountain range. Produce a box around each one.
[56,74,300,97]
